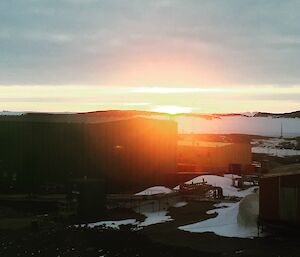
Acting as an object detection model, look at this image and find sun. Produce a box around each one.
[152,105,192,115]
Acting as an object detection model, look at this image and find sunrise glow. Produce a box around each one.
[131,87,222,94]
[0,85,300,114]
[152,105,192,115]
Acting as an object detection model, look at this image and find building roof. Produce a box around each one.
[0,113,173,126]
[261,164,300,178]
[178,140,232,147]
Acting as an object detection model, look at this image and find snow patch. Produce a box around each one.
[135,186,173,195]
[82,219,137,229]
[175,174,257,198]
[0,111,24,116]
[173,201,188,208]
[138,211,173,227]
[179,198,259,238]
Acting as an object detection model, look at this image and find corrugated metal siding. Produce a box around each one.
[0,118,177,193]
[260,177,280,222]
[260,174,300,225]
[177,142,252,173]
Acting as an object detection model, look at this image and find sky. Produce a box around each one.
[1,0,300,114]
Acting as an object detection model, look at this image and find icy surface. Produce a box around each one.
[135,186,173,195]
[174,174,257,198]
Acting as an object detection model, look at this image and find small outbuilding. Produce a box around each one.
[259,164,300,228]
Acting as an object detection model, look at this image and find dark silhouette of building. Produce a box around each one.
[0,114,177,193]
[260,164,300,229]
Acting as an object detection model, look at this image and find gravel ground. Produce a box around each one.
[0,197,300,257]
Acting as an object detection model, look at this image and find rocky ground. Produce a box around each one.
[0,201,300,257]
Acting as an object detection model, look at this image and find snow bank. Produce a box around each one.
[175,174,258,198]
[238,193,259,227]
[179,193,259,238]
[135,186,173,195]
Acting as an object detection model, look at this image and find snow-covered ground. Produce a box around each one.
[252,147,300,157]
[175,116,300,137]
[135,186,173,196]
[179,195,259,238]
[79,219,138,229]
[0,111,24,116]
[252,137,300,157]
[174,174,258,198]
[84,211,173,229]
[138,210,173,227]
[85,175,260,238]
[176,174,260,238]
[83,199,186,230]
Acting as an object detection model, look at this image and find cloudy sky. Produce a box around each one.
[1,0,300,113]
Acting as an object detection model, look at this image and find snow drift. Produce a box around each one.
[135,186,173,195]
[179,191,260,238]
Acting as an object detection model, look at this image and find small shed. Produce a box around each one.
[259,164,300,228]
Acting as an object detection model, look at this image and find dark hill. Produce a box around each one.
[254,111,300,118]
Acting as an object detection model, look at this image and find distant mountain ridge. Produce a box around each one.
[1,110,299,119]
[254,111,300,118]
